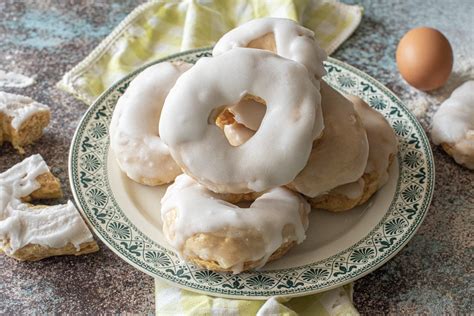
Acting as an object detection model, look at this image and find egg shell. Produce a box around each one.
[396,27,453,91]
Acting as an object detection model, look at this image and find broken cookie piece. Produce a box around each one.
[0,92,50,153]
[0,154,98,261]
[431,81,474,170]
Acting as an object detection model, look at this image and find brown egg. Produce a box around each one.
[396,27,453,91]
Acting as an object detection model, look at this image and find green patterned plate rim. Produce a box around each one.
[69,48,434,299]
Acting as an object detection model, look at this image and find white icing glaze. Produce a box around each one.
[0,201,94,254]
[0,155,94,254]
[431,81,474,169]
[0,154,48,214]
[289,82,369,197]
[110,62,192,185]
[432,81,474,144]
[328,95,398,199]
[160,48,322,193]
[0,92,50,130]
[0,70,35,88]
[213,17,327,80]
[349,95,398,189]
[161,174,310,273]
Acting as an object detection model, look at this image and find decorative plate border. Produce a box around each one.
[69,48,434,299]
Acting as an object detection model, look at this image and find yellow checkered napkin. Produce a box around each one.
[58,0,362,104]
[60,1,363,314]
[155,280,359,315]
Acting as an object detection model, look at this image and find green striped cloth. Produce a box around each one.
[59,1,364,314]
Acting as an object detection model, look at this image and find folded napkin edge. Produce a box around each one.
[324,2,363,55]
[57,1,162,104]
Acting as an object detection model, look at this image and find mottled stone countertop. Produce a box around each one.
[0,0,472,314]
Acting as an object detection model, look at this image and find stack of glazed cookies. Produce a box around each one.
[110,18,398,274]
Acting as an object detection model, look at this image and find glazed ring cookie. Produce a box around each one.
[213,17,327,81]
[431,81,474,169]
[110,61,192,186]
[160,48,323,193]
[161,174,310,273]
[309,95,398,212]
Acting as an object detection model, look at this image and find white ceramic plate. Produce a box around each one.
[69,48,434,299]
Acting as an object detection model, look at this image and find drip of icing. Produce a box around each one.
[109,62,192,184]
[0,155,94,254]
[0,186,12,216]
[431,81,474,169]
[0,92,50,129]
[160,48,322,193]
[213,17,327,80]
[0,201,94,254]
[161,174,310,273]
[0,70,35,88]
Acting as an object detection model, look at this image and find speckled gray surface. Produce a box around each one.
[0,0,472,314]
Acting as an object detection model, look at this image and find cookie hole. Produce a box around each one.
[246,32,277,53]
[214,94,266,147]
[233,200,252,208]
